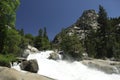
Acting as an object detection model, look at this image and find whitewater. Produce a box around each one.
[12,51,120,80]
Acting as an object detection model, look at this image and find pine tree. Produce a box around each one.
[38,28,43,37]
[34,28,43,50]
[60,33,84,60]
[42,27,50,50]
[34,27,50,50]
[43,27,49,39]
[96,5,109,58]
[85,30,97,58]
[0,0,20,54]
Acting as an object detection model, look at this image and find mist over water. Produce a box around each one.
[13,51,120,80]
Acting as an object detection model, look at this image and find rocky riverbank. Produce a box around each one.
[0,66,54,80]
[81,59,120,74]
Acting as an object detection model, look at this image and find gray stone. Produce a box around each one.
[48,52,60,60]
[81,59,120,74]
[20,59,39,73]
[22,45,39,58]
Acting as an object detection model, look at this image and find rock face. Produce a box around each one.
[81,59,120,74]
[20,59,39,73]
[53,9,99,44]
[76,9,99,30]
[0,67,53,80]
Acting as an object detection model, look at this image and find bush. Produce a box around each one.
[0,54,16,67]
[60,34,84,60]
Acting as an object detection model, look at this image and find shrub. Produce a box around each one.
[0,54,16,67]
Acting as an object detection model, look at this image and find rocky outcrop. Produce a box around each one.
[53,9,99,44]
[0,67,53,80]
[81,59,120,74]
[76,9,99,30]
[20,59,39,73]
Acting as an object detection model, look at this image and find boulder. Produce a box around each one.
[27,45,39,52]
[22,45,39,58]
[20,59,39,73]
[22,49,30,58]
[0,66,53,80]
[81,59,120,74]
[48,52,60,60]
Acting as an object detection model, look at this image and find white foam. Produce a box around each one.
[13,51,120,80]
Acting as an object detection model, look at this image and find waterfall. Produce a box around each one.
[12,51,120,80]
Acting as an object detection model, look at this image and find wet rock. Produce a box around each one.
[20,59,39,73]
[48,52,60,60]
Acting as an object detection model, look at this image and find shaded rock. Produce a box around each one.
[20,59,39,73]
[48,52,60,60]
[81,59,120,74]
[0,66,53,80]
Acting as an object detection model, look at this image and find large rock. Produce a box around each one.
[22,49,30,58]
[22,45,39,58]
[27,45,39,52]
[81,59,120,74]
[0,67,53,80]
[20,59,39,73]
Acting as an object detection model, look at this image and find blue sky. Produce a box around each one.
[16,0,120,40]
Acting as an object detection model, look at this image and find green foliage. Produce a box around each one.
[85,31,97,58]
[60,32,84,60]
[95,5,109,58]
[38,28,43,37]
[34,27,50,50]
[25,34,34,46]
[0,0,21,56]
[2,28,21,55]
[19,28,24,36]
[43,27,49,39]
[85,5,120,60]
[0,54,16,67]
[0,0,20,28]
[34,36,42,50]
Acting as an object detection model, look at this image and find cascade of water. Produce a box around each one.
[12,51,120,80]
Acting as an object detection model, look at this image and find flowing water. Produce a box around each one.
[12,51,120,80]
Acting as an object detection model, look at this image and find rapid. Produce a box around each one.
[12,51,120,80]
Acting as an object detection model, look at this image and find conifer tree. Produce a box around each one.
[60,31,84,60]
[96,5,109,58]
[34,27,50,50]
[0,0,20,54]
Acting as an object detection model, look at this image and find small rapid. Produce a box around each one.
[13,51,120,80]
